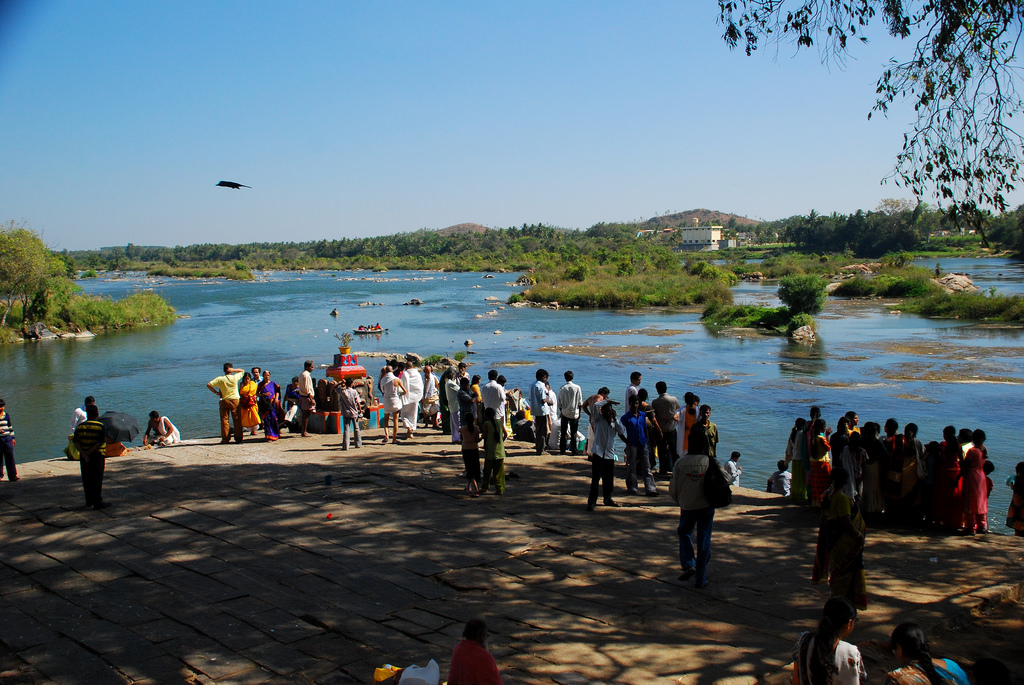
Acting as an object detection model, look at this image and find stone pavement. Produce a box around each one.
[1,430,1022,684]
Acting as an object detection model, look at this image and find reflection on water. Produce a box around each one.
[2,257,1021,532]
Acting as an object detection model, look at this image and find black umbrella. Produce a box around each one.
[98,411,140,443]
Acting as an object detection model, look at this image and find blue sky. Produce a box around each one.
[2,1,1007,251]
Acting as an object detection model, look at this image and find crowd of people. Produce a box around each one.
[3,359,1021,683]
[780,406,1023,538]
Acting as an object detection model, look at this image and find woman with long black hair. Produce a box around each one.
[792,596,865,685]
[885,622,968,684]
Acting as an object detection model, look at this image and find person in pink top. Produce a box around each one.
[447,618,503,685]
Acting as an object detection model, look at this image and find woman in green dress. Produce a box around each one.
[812,466,868,609]
[481,407,506,496]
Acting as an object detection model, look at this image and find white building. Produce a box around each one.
[677,226,723,251]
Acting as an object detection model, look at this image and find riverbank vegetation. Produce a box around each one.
[901,292,1024,322]
[831,266,945,298]
[12,199,1021,330]
[518,246,736,307]
[702,275,824,335]
[0,222,176,343]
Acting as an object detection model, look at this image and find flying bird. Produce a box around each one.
[216,181,250,189]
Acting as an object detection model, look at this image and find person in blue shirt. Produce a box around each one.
[620,396,657,496]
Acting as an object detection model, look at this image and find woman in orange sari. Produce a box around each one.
[239,372,261,436]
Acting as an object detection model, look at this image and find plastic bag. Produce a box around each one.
[397,659,439,685]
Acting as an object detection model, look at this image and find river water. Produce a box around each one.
[2,258,1021,532]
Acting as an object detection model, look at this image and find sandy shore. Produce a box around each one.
[1,428,1022,684]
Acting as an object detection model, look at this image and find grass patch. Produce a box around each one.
[61,292,177,330]
[901,292,1024,322]
[521,270,733,308]
[146,265,254,280]
[833,267,945,298]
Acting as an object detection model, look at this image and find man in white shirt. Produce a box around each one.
[557,371,583,456]
[530,369,554,455]
[420,364,440,428]
[481,370,506,422]
[71,396,95,431]
[625,371,642,409]
[298,360,315,437]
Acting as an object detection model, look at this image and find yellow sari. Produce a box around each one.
[239,380,261,429]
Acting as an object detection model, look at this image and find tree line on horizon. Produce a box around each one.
[66,202,1024,272]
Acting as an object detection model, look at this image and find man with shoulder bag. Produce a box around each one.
[669,423,734,589]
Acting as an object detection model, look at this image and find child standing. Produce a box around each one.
[1006,462,1024,536]
[460,412,481,497]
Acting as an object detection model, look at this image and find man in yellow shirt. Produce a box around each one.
[208,363,245,443]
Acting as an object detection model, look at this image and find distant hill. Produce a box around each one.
[642,209,759,229]
[436,223,490,236]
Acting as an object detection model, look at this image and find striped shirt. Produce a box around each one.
[73,420,106,452]
[0,411,13,441]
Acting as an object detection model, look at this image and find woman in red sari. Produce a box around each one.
[932,425,964,531]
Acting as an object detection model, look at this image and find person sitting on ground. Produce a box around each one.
[885,622,969,685]
[768,459,792,497]
[792,596,866,685]
[447,618,503,685]
[724,451,742,487]
[143,411,181,446]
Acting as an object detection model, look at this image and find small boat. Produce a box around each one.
[353,326,385,334]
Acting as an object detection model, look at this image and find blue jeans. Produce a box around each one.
[677,507,715,585]
[342,417,362,449]
[625,443,656,494]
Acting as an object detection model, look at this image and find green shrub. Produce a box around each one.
[564,261,591,281]
[787,312,815,333]
[778,275,827,314]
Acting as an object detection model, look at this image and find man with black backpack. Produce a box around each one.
[669,412,734,589]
